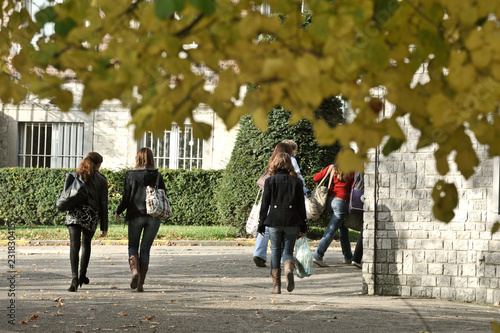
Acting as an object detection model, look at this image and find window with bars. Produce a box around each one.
[142,125,203,170]
[18,122,84,168]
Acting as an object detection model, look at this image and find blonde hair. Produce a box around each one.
[282,139,297,151]
[268,152,297,177]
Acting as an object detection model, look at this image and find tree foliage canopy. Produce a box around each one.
[2,0,500,221]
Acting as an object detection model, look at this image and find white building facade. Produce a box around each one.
[0,83,238,171]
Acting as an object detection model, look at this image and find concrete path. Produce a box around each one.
[1,244,499,332]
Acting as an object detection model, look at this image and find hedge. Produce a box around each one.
[0,167,223,226]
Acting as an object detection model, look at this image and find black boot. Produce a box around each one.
[79,274,89,288]
[68,278,79,292]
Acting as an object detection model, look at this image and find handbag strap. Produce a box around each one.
[254,188,263,205]
[317,164,334,188]
[155,172,161,188]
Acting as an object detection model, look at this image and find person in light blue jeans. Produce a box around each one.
[253,227,270,266]
[311,159,354,267]
[313,197,352,264]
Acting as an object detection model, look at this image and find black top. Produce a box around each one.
[85,171,109,231]
[258,170,308,233]
[115,168,166,221]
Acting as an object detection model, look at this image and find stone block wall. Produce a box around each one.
[363,114,500,304]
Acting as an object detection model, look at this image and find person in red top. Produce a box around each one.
[312,158,354,267]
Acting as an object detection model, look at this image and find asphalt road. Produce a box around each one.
[1,243,499,332]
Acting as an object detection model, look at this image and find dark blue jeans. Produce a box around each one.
[128,216,161,267]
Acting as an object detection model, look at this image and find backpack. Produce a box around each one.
[56,173,88,212]
[349,172,364,215]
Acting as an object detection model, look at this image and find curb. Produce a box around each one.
[0,238,327,247]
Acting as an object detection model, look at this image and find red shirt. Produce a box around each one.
[313,166,354,201]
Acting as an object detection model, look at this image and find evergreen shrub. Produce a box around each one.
[216,97,344,235]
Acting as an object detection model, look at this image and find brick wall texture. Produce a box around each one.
[363,114,500,304]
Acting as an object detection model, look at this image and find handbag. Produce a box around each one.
[349,172,364,215]
[294,237,313,278]
[56,173,88,212]
[306,165,334,220]
[246,189,262,237]
[343,212,363,231]
[145,172,172,220]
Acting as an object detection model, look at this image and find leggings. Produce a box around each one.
[68,225,95,279]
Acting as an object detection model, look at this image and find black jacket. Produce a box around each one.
[258,170,307,233]
[84,171,109,231]
[115,168,166,221]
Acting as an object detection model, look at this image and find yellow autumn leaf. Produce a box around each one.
[336,148,365,173]
[252,107,268,132]
[453,131,479,179]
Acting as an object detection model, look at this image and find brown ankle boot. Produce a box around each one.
[271,268,281,294]
[128,255,140,289]
[137,265,148,292]
[284,259,295,292]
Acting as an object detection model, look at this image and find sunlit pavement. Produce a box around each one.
[1,244,498,332]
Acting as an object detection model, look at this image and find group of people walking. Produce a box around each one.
[63,142,363,295]
[63,148,165,293]
[255,140,363,294]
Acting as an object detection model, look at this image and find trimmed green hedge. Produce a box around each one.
[0,168,223,226]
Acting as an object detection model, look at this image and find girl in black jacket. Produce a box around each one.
[115,148,166,292]
[258,152,307,294]
[65,152,108,292]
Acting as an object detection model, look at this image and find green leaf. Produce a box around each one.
[188,0,216,15]
[155,0,185,20]
[54,17,77,38]
[34,7,57,28]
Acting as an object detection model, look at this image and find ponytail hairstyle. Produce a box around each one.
[266,142,293,173]
[268,152,297,177]
[135,147,155,169]
[77,152,103,182]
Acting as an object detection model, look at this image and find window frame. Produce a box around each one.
[18,122,85,168]
[142,124,204,170]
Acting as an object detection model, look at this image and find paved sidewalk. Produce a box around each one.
[1,244,499,333]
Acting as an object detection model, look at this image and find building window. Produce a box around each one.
[18,122,84,168]
[142,125,203,170]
